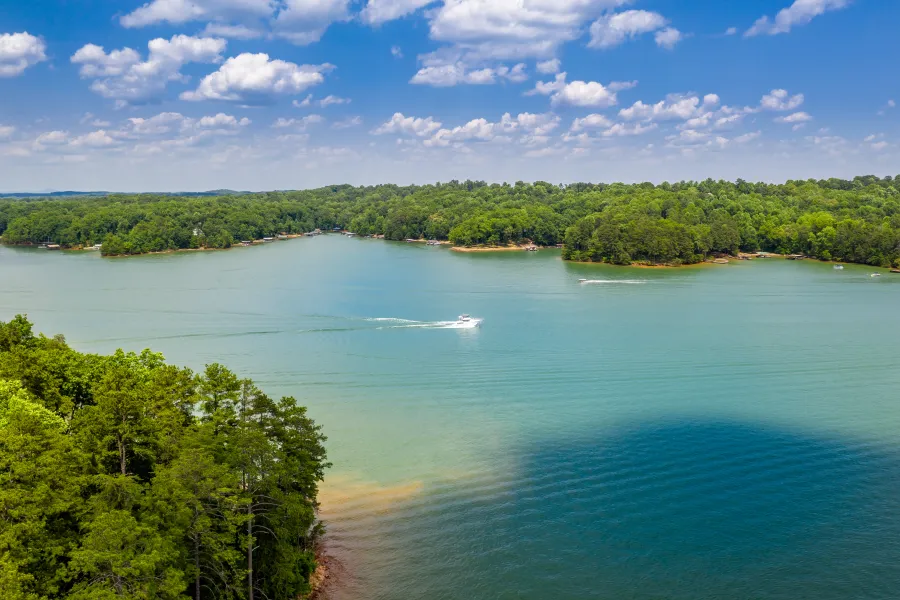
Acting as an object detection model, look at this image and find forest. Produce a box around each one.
[0,315,329,600]
[1,176,899,266]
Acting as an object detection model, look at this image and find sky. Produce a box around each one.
[0,0,897,191]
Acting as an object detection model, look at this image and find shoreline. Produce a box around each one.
[2,234,306,258]
[450,244,545,253]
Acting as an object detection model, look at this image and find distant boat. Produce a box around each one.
[578,278,587,282]
[455,314,482,328]
[834,265,844,270]
[871,273,881,278]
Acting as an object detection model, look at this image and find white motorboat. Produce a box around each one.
[834,265,844,270]
[454,314,483,328]
[871,273,881,278]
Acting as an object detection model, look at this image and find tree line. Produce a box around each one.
[1,176,899,266]
[0,315,329,600]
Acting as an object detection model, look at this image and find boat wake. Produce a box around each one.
[579,279,647,285]
[364,317,482,330]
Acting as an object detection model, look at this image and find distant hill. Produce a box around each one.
[0,190,250,199]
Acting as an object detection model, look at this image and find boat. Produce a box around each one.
[834,265,844,270]
[871,273,881,278]
[454,314,482,328]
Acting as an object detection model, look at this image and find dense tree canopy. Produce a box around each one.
[0,316,329,600]
[1,176,899,266]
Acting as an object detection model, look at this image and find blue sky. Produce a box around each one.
[0,0,897,191]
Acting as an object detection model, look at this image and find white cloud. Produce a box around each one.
[125,112,250,137]
[871,141,888,151]
[320,95,351,107]
[570,114,613,132]
[419,0,632,70]
[775,111,813,123]
[333,116,363,129]
[410,61,527,87]
[745,0,849,37]
[391,46,404,58]
[121,0,349,46]
[602,122,658,137]
[0,125,16,139]
[70,130,118,148]
[181,53,333,103]
[35,131,70,146]
[293,94,313,108]
[734,131,761,144]
[654,27,683,50]
[128,112,187,135]
[715,114,744,128]
[202,23,266,40]
[362,0,434,24]
[588,10,669,49]
[760,89,804,111]
[196,113,251,129]
[443,113,555,146]
[526,72,567,96]
[373,113,442,137]
[121,0,272,27]
[619,95,702,121]
[71,35,226,105]
[724,27,738,35]
[889,100,897,108]
[272,0,350,45]
[536,59,561,74]
[0,32,48,77]
[273,115,325,129]
[551,80,618,108]
[609,80,639,92]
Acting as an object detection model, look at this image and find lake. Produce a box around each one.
[3,237,900,599]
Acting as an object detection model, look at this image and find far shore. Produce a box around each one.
[451,244,547,253]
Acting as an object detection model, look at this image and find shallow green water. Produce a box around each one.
[3,238,900,599]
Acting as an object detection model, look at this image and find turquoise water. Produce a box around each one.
[3,238,900,598]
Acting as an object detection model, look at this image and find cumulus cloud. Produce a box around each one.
[654,27,683,50]
[775,111,813,123]
[536,59,561,75]
[552,80,618,108]
[746,0,849,37]
[619,94,704,121]
[320,95,351,107]
[273,115,325,129]
[391,46,404,58]
[734,131,762,144]
[332,116,363,129]
[202,23,266,40]
[71,35,226,105]
[125,112,251,136]
[411,61,527,87]
[121,0,349,46]
[271,0,351,45]
[570,114,613,132]
[588,10,669,49]
[362,0,434,25]
[424,112,559,147]
[373,113,442,137]
[0,32,48,77]
[602,122,658,137]
[181,53,333,103]
[760,89,804,111]
[0,125,15,139]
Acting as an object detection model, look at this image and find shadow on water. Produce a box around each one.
[390,420,900,600]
